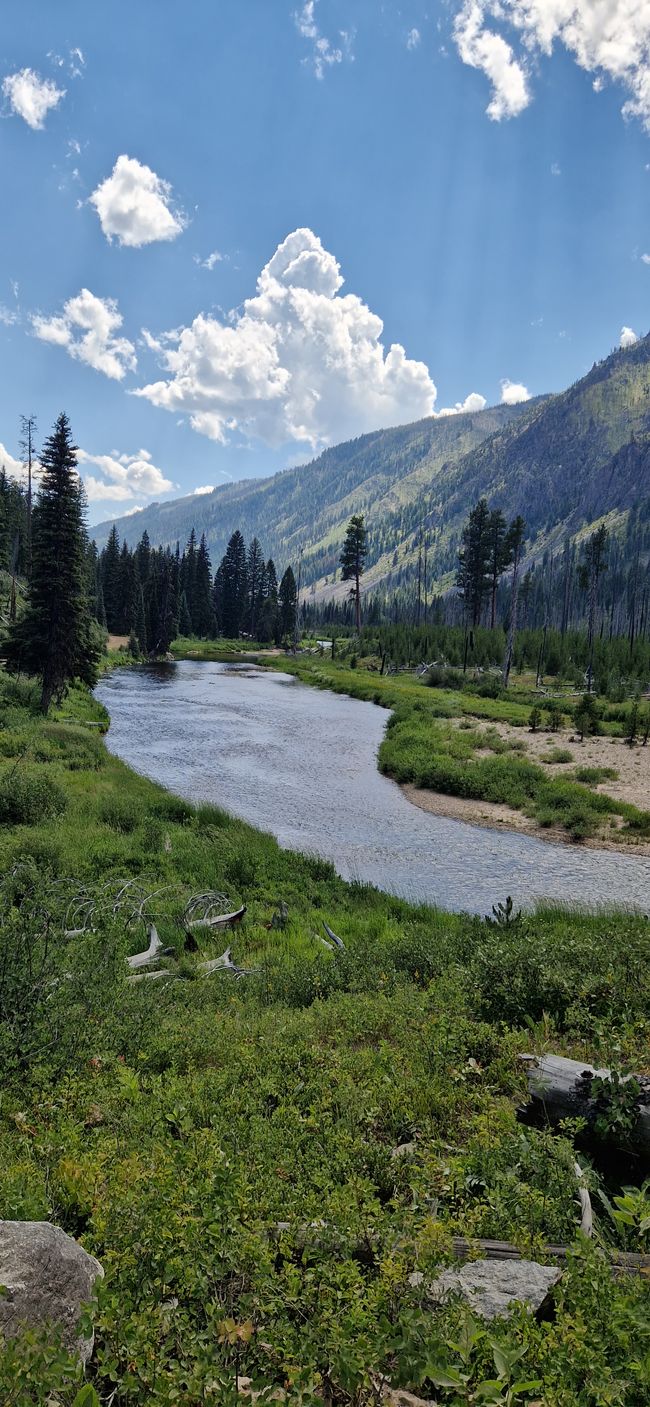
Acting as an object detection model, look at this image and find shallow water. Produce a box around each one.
[96,661,650,915]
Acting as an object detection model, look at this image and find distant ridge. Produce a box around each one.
[94,332,650,596]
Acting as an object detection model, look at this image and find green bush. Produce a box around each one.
[0,767,67,825]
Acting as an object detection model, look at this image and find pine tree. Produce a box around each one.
[486,509,510,629]
[102,525,122,633]
[456,499,492,628]
[218,531,248,637]
[179,591,193,637]
[135,585,148,653]
[5,413,99,712]
[193,534,215,636]
[580,525,609,692]
[246,537,265,636]
[181,528,198,625]
[278,565,298,641]
[340,515,368,632]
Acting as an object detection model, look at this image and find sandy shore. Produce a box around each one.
[401,717,650,856]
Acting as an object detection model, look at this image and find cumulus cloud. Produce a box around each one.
[437,391,488,416]
[452,1,650,129]
[0,442,24,479]
[32,289,137,381]
[500,377,530,404]
[77,448,176,504]
[193,484,215,495]
[90,155,186,248]
[135,227,437,449]
[294,1,353,79]
[407,28,421,50]
[642,253,650,264]
[620,325,639,347]
[2,68,65,129]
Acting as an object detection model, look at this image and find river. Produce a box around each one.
[95,661,650,915]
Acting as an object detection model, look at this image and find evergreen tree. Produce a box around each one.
[181,528,198,624]
[486,509,510,629]
[179,591,193,637]
[340,515,368,632]
[456,499,492,627]
[193,534,215,635]
[218,531,248,637]
[5,413,99,712]
[102,525,122,633]
[246,536,265,636]
[580,525,609,692]
[278,565,298,641]
[135,585,148,653]
[135,530,151,587]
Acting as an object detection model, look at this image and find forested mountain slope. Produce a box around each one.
[95,332,650,596]
[92,404,529,581]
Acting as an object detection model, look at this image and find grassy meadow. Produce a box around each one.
[0,663,649,1403]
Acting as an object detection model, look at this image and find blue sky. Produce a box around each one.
[1,0,650,523]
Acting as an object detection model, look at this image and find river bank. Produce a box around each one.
[1,665,649,1401]
[169,643,650,857]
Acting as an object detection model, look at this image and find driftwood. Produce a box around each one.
[197,946,256,978]
[126,923,172,971]
[183,892,247,931]
[323,921,346,952]
[521,1053,650,1157]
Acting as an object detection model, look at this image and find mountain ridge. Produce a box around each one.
[93,333,650,597]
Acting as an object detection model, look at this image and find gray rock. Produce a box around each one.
[0,1220,104,1366]
[427,1258,561,1321]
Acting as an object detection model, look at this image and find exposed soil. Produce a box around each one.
[401,717,650,855]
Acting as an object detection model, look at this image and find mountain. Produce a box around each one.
[94,334,650,598]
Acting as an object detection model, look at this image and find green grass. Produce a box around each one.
[1,669,648,1403]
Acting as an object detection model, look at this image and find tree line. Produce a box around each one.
[96,525,300,650]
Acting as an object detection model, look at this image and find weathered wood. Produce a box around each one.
[323,921,345,951]
[521,1053,650,1157]
[187,904,247,931]
[126,922,169,971]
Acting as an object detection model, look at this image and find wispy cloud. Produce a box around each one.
[294,1,353,79]
[407,28,421,51]
[194,250,225,270]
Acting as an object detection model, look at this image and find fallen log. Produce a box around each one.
[520,1054,650,1157]
[323,921,345,951]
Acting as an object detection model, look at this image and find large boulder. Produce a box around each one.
[425,1259,561,1321]
[0,1220,104,1366]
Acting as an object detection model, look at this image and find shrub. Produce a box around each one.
[99,795,144,833]
[0,768,67,825]
[543,747,574,764]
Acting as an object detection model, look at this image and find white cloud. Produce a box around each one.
[452,1,650,130]
[0,305,19,327]
[437,391,488,416]
[642,253,650,264]
[32,289,137,381]
[294,1,353,79]
[77,447,176,504]
[194,250,225,270]
[500,377,530,404]
[407,28,421,50]
[620,325,639,348]
[551,162,561,176]
[2,68,65,129]
[0,442,23,479]
[135,227,437,449]
[453,3,529,120]
[89,155,186,248]
[193,484,215,495]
